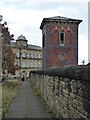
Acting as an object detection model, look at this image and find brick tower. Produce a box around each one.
[40,16,82,69]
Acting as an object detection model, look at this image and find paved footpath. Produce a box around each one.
[6,80,52,118]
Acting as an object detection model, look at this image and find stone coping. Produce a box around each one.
[30,64,90,81]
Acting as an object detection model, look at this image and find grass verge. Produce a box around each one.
[31,82,40,96]
[2,80,21,118]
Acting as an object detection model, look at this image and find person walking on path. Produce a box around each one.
[21,75,24,81]
[6,80,52,118]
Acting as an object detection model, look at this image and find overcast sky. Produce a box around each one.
[0,0,89,64]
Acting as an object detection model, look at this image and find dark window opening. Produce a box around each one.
[60,31,65,44]
[43,34,45,48]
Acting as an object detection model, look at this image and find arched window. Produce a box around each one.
[60,30,65,45]
[53,30,59,44]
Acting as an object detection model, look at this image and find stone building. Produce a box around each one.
[40,16,82,69]
[10,34,42,79]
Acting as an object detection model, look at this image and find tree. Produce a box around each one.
[1,15,16,75]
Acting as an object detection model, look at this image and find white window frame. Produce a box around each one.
[22,52,25,58]
[31,53,33,58]
[38,61,40,68]
[35,61,37,68]
[27,61,29,68]
[27,53,29,58]
[22,61,26,68]
[38,54,40,59]
[31,61,33,68]
[35,53,37,58]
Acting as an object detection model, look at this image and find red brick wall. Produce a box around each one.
[42,22,78,69]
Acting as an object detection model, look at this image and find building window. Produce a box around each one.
[35,53,37,58]
[27,53,29,58]
[17,53,19,57]
[38,61,40,68]
[35,62,37,68]
[22,52,25,58]
[31,61,33,68]
[60,31,65,45]
[22,61,26,68]
[16,61,19,67]
[27,61,29,68]
[38,54,40,59]
[43,33,45,48]
[31,53,33,58]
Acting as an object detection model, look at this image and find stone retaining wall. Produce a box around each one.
[30,65,90,119]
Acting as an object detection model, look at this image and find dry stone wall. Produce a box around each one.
[30,65,90,119]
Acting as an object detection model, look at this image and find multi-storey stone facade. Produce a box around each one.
[40,16,82,69]
[30,64,90,119]
[10,35,42,79]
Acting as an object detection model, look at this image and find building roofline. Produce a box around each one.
[40,16,82,29]
[10,42,42,50]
